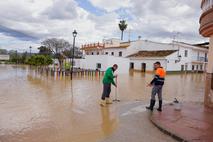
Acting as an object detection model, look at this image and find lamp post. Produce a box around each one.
[71,30,77,80]
[29,46,32,56]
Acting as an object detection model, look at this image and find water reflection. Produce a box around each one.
[0,65,205,142]
[100,107,117,136]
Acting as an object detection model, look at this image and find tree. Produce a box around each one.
[0,49,8,54]
[41,38,71,69]
[118,20,128,40]
[8,50,22,64]
[20,52,27,63]
[38,46,52,56]
[27,55,53,66]
[63,47,83,58]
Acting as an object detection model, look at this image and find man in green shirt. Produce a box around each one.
[100,64,118,106]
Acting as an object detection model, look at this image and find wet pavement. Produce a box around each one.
[150,103,213,142]
[0,65,206,142]
[99,102,176,142]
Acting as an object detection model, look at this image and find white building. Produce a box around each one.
[0,55,10,61]
[129,42,208,72]
[77,55,130,74]
[78,38,208,74]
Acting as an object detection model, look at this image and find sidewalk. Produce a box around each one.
[150,103,213,142]
[100,101,176,142]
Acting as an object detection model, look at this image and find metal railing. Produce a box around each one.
[81,43,104,49]
[196,57,208,62]
[201,0,213,12]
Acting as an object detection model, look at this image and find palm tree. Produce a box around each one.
[118,20,128,40]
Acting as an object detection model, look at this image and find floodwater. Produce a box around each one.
[0,65,205,142]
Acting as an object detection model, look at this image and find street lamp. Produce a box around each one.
[29,46,32,56]
[71,30,77,80]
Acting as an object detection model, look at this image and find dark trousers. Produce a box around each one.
[101,84,111,100]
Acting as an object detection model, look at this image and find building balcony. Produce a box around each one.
[81,41,130,51]
[201,0,213,12]
[192,57,208,63]
[200,0,213,37]
[81,43,105,50]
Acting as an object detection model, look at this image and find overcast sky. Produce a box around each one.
[0,0,208,52]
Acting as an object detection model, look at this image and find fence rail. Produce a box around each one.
[37,67,105,78]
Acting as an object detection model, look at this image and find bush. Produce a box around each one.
[27,55,53,66]
[64,62,71,70]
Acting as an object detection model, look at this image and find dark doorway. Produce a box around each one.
[130,62,134,69]
[181,65,184,72]
[141,63,146,72]
[96,63,101,69]
[192,65,195,71]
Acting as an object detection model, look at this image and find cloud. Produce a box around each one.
[88,0,131,12]
[127,0,205,43]
[0,25,38,41]
[43,0,78,20]
[0,0,206,51]
[0,33,39,52]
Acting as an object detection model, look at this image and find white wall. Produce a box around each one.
[82,40,209,72]
[130,58,167,71]
[139,40,175,51]
[78,55,130,74]
[166,45,208,72]
[102,48,127,57]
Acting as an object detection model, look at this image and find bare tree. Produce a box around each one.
[41,38,71,69]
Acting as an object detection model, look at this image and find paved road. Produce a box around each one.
[99,101,177,142]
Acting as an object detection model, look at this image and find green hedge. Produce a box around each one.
[27,55,53,66]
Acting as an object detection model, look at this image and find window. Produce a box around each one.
[105,52,108,55]
[96,63,101,69]
[196,65,199,70]
[184,50,188,57]
[200,65,203,70]
[91,52,94,55]
[119,51,122,57]
[97,52,99,55]
[192,65,195,71]
[111,52,114,56]
[205,53,208,62]
[130,62,134,69]
[185,65,188,71]
[181,65,184,71]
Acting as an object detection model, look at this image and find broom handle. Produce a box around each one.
[115,77,118,99]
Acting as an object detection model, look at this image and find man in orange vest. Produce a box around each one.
[146,62,166,111]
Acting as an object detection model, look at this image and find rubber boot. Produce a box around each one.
[100,99,106,107]
[157,100,162,112]
[146,99,155,111]
[106,98,113,104]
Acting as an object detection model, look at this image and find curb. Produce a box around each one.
[150,115,188,142]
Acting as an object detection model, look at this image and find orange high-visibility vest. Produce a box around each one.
[155,67,166,78]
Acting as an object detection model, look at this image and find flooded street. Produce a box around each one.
[0,65,205,142]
